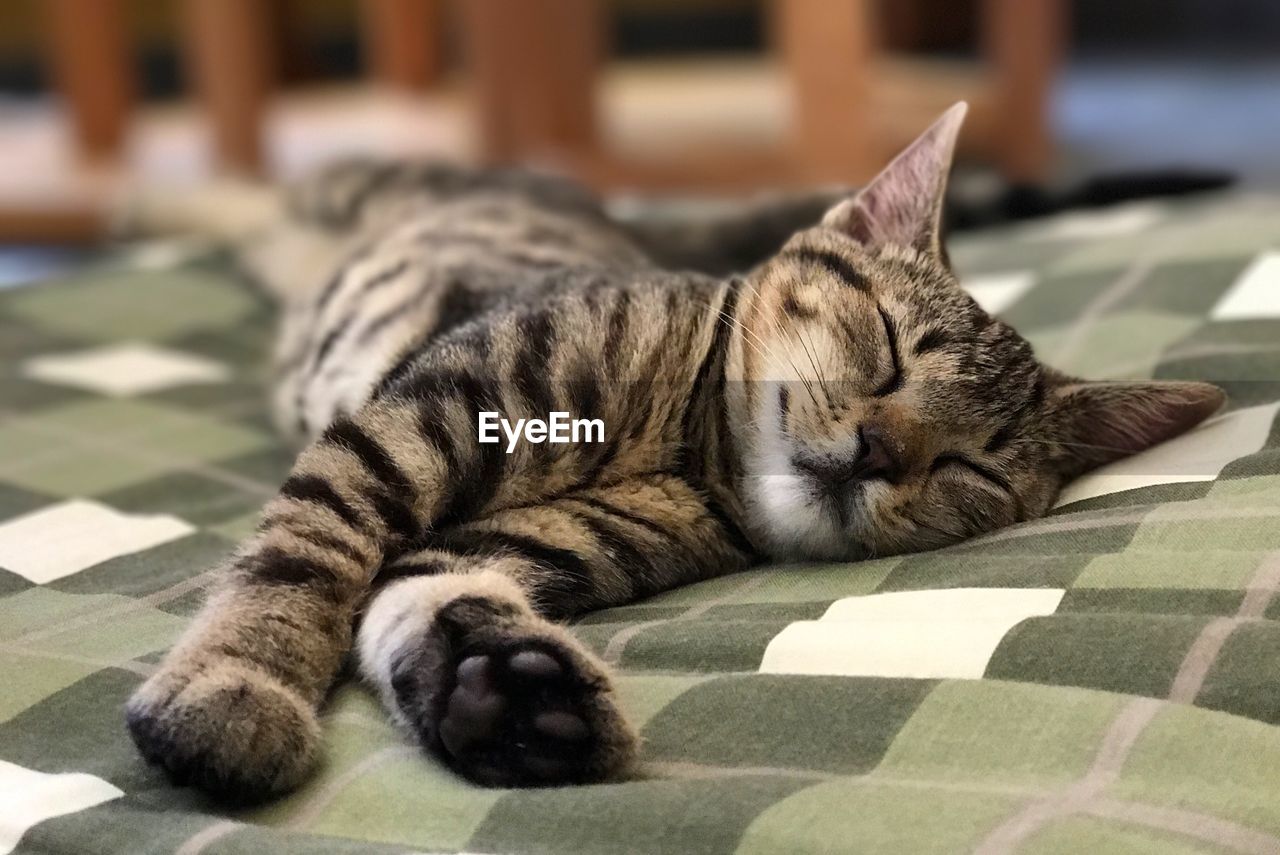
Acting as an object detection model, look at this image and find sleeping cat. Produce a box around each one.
[124,104,1224,802]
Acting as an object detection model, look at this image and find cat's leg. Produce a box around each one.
[358,568,636,786]
[356,474,754,786]
[125,402,441,802]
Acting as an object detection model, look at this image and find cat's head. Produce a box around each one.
[732,103,1224,560]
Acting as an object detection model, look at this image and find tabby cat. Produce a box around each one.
[124,104,1224,802]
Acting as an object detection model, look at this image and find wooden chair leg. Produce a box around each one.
[359,0,443,91]
[44,0,135,165]
[457,0,602,165]
[181,0,274,176]
[773,0,878,185]
[983,0,1067,182]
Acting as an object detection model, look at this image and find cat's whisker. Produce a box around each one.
[747,299,823,409]
[776,275,836,404]
[700,294,822,412]
[705,301,779,382]
[726,276,802,374]
[1017,437,1155,455]
[902,509,962,543]
[796,326,834,405]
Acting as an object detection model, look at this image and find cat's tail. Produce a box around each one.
[613,168,1237,276]
[946,169,1236,230]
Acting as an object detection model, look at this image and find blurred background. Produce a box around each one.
[0,0,1277,259]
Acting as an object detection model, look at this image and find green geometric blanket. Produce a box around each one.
[2,194,1279,854]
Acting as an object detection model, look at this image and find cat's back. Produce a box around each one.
[272,162,653,441]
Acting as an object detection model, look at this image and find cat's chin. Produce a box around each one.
[742,473,872,562]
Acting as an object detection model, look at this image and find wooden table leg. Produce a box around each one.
[359,0,443,91]
[458,0,602,165]
[983,0,1066,182]
[182,0,274,176]
[44,0,135,165]
[773,0,878,185]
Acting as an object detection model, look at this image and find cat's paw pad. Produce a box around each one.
[125,661,319,803]
[430,641,636,786]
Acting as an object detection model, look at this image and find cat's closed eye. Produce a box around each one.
[929,453,1013,493]
[870,307,903,397]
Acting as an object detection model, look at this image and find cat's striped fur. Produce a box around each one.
[125,105,1224,801]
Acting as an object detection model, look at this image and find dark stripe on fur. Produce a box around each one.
[404,370,505,529]
[243,545,349,599]
[565,506,667,599]
[311,242,375,311]
[358,258,412,297]
[323,418,410,489]
[913,327,950,355]
[569,495,672,542]
[339,162,403,223]
[678,279,739,485]
[602,291,631,371]
[375,557,454,586]
[433,528,590,577]
[321,418,418,540]
[987,375,1047,454]
[701,494,757,559]
[783,248,868,290]
[781,293,817,319]
[310,259,413,373]
[432,278,492,340]
[513,309,558,418]
[432,527,595,615]
[292,528,367,563]
[355,276,435,347]
[309,316,354,378]
[278,474,364,530]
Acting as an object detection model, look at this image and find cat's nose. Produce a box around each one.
[857,423,903,482]
[791,425,904,489]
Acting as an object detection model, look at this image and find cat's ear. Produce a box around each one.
[1047,374,1226,478]
[821,102,967,256]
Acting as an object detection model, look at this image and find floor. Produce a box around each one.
[1,56,1277,286]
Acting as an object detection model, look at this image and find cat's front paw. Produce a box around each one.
[125,660,321,803]
[422,632,638,787]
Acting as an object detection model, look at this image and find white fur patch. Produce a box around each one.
[742,383,861,560]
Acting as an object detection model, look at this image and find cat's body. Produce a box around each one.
[125,105,1224,802]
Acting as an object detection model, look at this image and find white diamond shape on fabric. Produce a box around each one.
[759,588,1065,679]
[0,499,195,584]
[961,271,1035,315]
[1211,251,1280,320]
[0,760,123,855]
[1054,401,1280,508]
[23,342,229,396]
